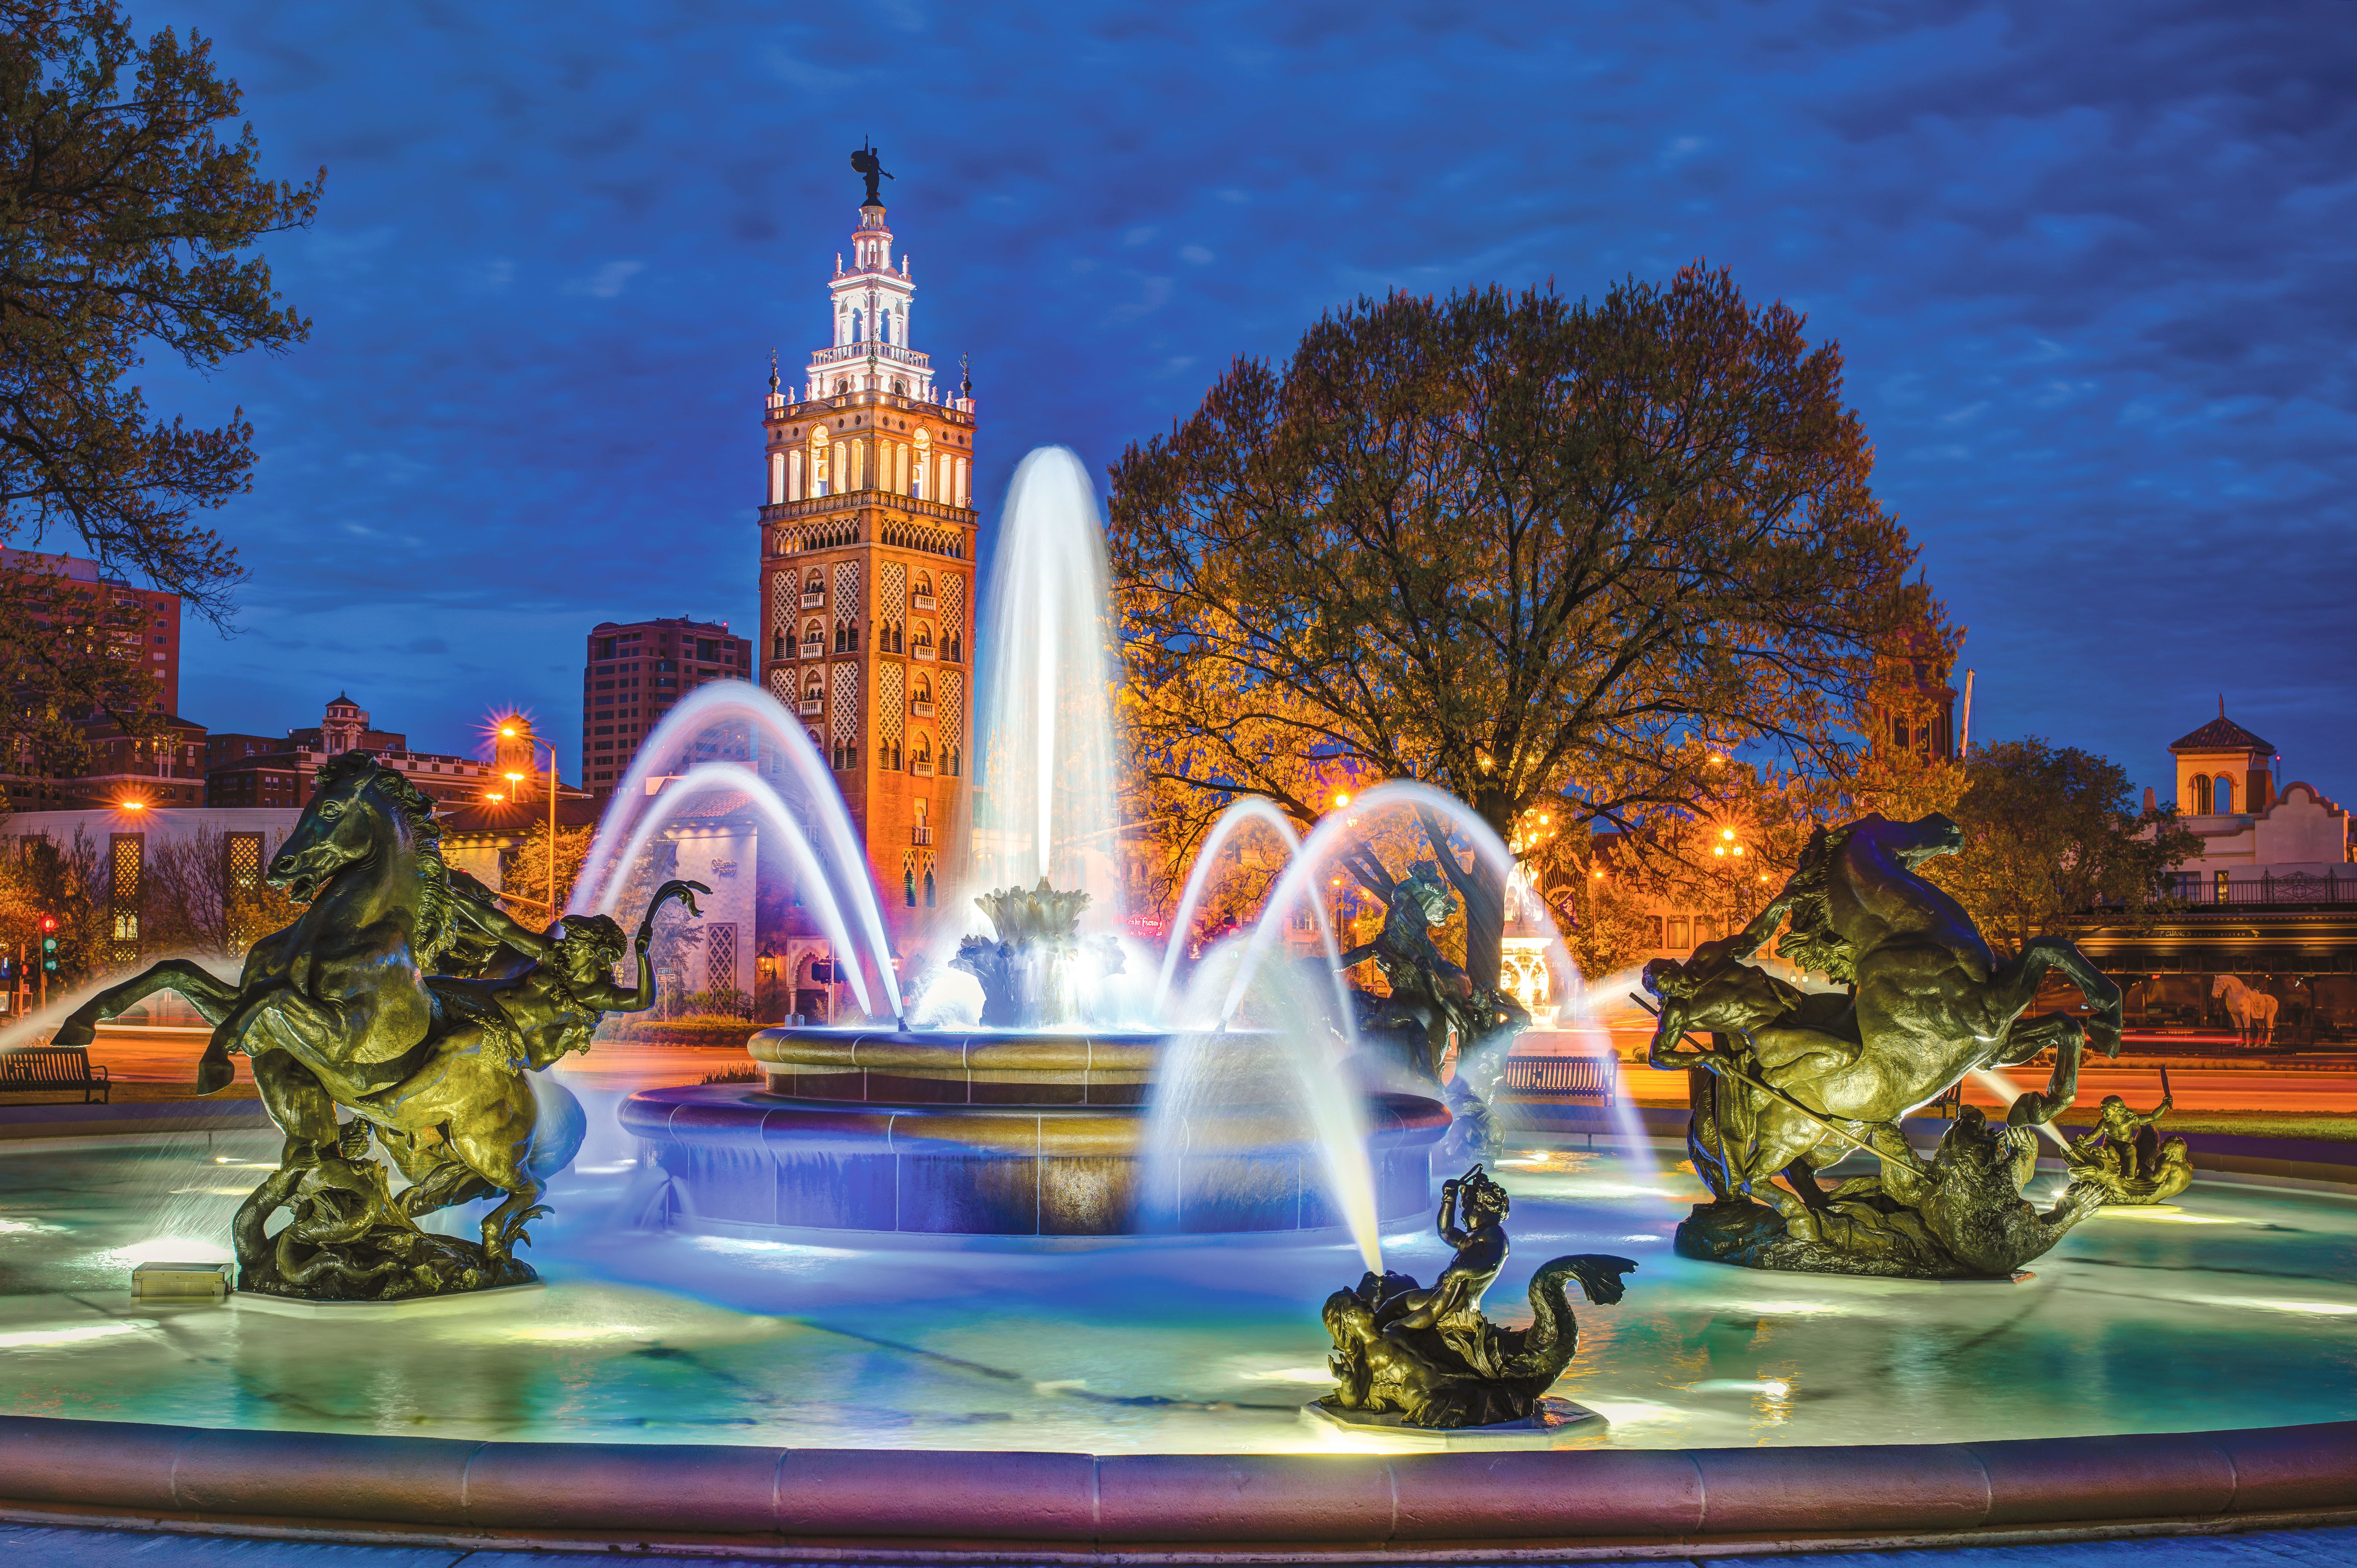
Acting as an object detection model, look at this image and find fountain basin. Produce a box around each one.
[747,1024,1163,1104]
[624,1026,1449,1238]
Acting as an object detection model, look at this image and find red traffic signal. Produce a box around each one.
[38,916,57,934]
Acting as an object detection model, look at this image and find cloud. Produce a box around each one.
[567,260,645,299]
[151,0,2357,793]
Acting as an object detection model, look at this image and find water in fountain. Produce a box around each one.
[1150,796,1357,1035]
[580,756,879,1019]
[1205,780,1663,1186]
[568,681,903,1022]
[968,447,1123,922]
[1144,936,1384,1271]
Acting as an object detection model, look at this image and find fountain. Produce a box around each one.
[619,447,1449,1243]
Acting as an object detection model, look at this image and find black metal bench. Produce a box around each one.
[0,1046,111,1103]
[1501,1054,1617,1107]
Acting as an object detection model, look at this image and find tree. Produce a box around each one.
[1110,267,1935,988]
[504,819,594,920]
[0,821,104,983]
[0,2,319,778]
[1936,738,2201,953]
[139,821,299,954]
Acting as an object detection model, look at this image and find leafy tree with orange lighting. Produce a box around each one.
[1110,267,1936,988]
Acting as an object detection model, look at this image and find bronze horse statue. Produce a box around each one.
[1644,813,2121,1245]
[54,752,698,1297]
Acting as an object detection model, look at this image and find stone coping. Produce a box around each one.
[620,1083,1452,1158]
[0,1415,2349,1560]
[748,1025,1176,1073]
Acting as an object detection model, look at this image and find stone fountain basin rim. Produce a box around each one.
[0,1412,2348,1557]
[749,1025,1220,1073]
[620,1083,1450,1158]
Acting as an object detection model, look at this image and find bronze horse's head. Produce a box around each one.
[269,753,441,903]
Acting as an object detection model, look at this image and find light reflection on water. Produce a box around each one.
[2,1123,2351,1455]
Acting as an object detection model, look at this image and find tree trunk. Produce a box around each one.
[1462,852,1506,994]
[1417,801,1510,993]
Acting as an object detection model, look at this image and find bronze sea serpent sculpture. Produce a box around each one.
[1639,812,2118,1278]
[1319,1164,1635,1430]
[53,751,709,1300]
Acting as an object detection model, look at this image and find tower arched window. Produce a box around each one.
[944,746,962,778]
[2215,775,2235,814]
[2191,775,2212,813]
[805,568,824,601]
[772,631,784,660]
[943,622,963,663]
[803,669,822,702]
[911,620,934,658]
[912,673,932,706]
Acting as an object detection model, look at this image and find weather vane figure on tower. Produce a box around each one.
[852,141,893,205]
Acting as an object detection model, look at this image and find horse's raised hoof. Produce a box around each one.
[195,1050,235,1095]
[51,1015,96,1049]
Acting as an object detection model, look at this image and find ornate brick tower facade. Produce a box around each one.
[758,161,978,952]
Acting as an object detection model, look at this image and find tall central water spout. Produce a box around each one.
[971,447,1123,923]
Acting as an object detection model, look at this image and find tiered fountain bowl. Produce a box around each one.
[620,1024,1449,1239]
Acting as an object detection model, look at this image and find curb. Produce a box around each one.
[1,1415,2350,1561]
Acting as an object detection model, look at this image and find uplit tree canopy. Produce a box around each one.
[0,0,318,788]
[1109,266,1937,986]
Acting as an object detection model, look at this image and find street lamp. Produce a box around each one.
[497,722,562,917]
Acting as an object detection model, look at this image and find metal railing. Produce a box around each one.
[2161,870,2357,907]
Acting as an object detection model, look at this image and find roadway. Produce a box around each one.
[61,1023,2357,1118]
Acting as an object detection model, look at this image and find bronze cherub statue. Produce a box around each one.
[1318,1165,1634,1430]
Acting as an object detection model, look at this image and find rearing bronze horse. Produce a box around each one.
[53,752,695,1297]
[1645,813,2121,1242]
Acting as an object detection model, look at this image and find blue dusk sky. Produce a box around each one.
[122,2,2356,801]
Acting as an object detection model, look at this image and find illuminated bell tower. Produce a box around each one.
[757,147,980,960]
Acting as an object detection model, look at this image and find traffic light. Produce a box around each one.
[40,914,59,973]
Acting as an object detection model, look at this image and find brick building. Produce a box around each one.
[0,547,181,712]
[580,616,752,797]
[206,694,499,808]
[757,171,979,940]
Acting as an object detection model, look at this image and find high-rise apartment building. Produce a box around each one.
[581,616,751,795]
[758,165,979,933]
[0,546,182,714]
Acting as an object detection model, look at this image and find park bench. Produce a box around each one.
[1501,1054,1617,1108]
[0,1045,111,1103]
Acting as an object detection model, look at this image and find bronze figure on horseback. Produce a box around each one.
[54,752,704,1300]
[1642,812,2120,1275]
